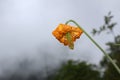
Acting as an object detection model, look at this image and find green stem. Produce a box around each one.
[65,20,120,74]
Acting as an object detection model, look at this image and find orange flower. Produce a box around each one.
[52,24,83,49]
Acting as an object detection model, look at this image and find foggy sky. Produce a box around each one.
[0,0,120,75]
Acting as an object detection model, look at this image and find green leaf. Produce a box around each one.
[66,32,74,49]
[91,29,97,35]
[108,23,117,30]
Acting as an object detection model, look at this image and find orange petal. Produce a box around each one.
[59,36,69,46]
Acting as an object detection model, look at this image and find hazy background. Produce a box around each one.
[0,0,120,76]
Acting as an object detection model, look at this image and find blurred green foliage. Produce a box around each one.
[92,12,117,36]
[92,12,120,80]
[54,60,101,80]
